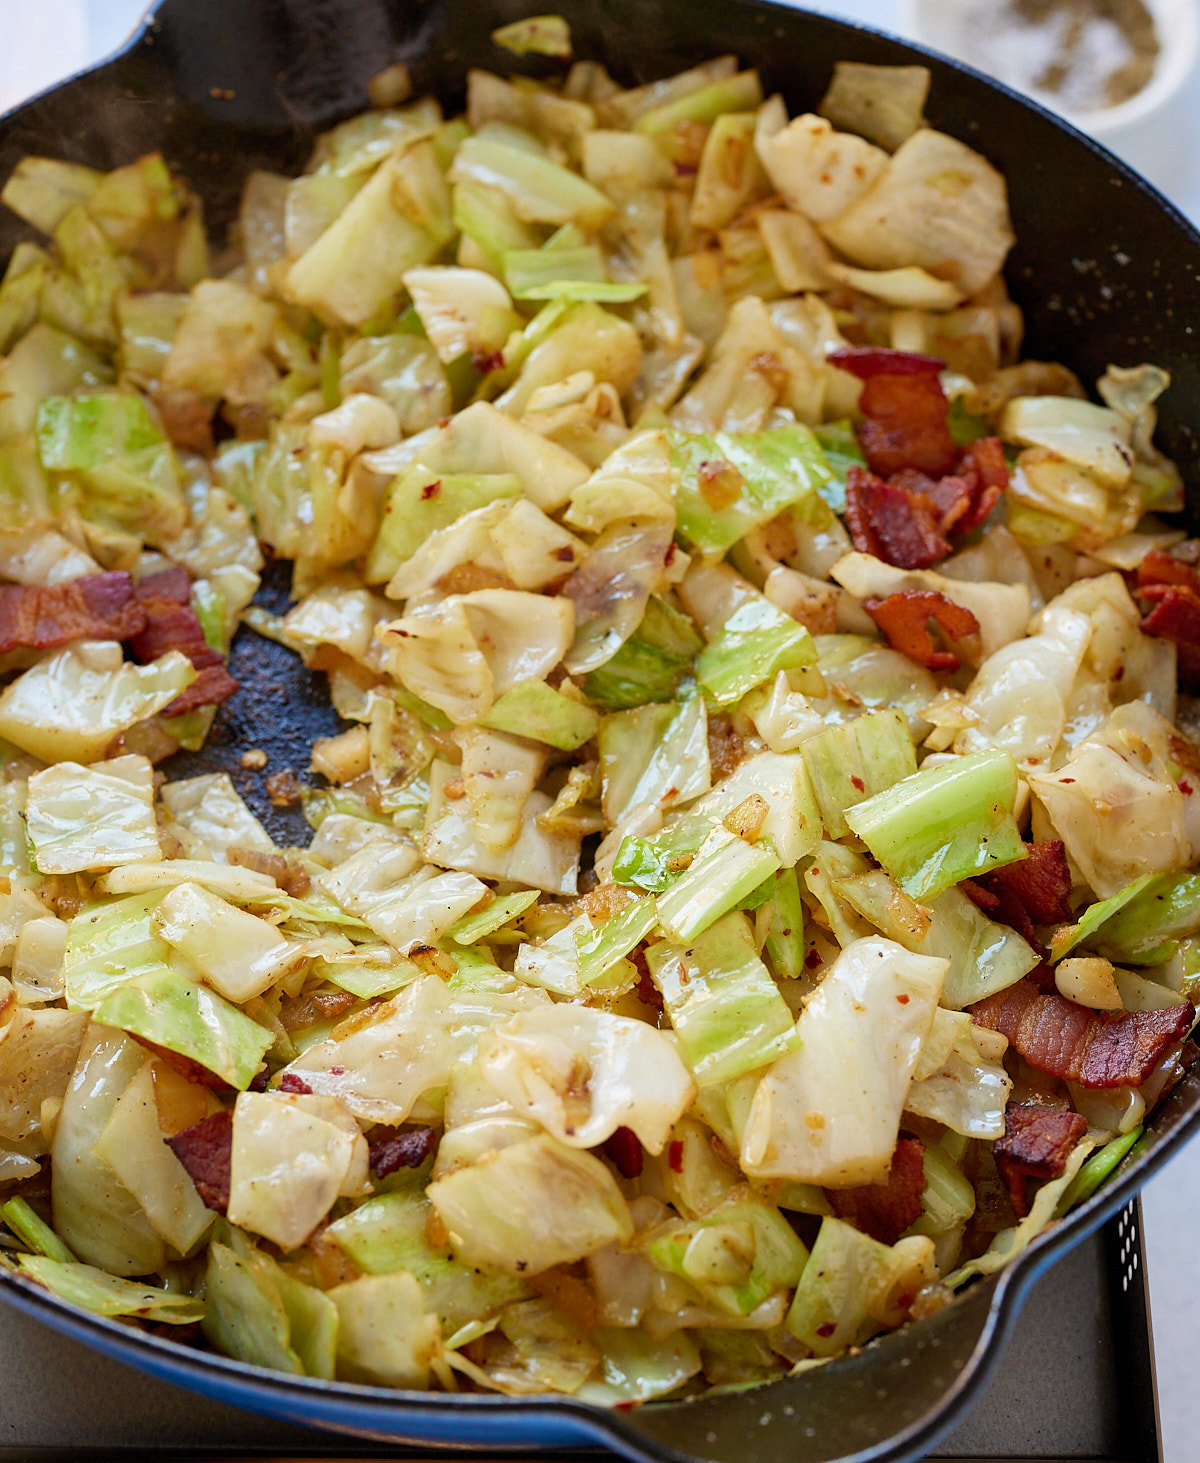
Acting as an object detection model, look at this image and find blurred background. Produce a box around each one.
[1,1,1198,1458]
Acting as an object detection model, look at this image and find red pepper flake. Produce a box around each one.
[896,993,910,1004]
[330,1065,345,1076]
[279,1072,313,1094]
[471,349,505,374]
[815,1322,838,1338]
[420,479,442,500]
[668,1140,684,1173]
[1181,781,1194,795]
[805,948,823,970]
[850,775,865,791]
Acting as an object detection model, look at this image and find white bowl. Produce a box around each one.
[899,0,1199,137]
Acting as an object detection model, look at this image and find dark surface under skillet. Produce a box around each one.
[0,2,1197,1461]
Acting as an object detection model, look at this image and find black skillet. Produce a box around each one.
[0,1,1197,1459]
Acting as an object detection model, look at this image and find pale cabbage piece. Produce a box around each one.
[455,727,548,852]
[1029,741,1190,900]
[284,585,393,669]
[741,937,946,1185]
[905,1019,1012,1139]
[496,302,643,418]
[563,520,676,675]
[228,1090,369,1251]
[0,996,86,1148]
[954,604,1091,766]
[695,751,822,868]
[285,148,441,327]
[479,1004,697,1153]
[756,208,833,293]
[825,262,965,310]
[308,812,405,866]
[91,1058,215,1256]
[51,1024,167,1276]
[599,692,711,827]
[331,1272,441,1389]
[363,401,590,513]
[401,265,515,364]
[818,61,931,152]
[512,913,591,998]
[11,914,68,1004]
[1001,396,1134,488]
[0,524,99,585]
[318,838,486,954]
[754,104,889,223]
[0,642,195,763]
[831,551,1031,662]
[93,859,277,900]
[821,127,1015,298]
[387,498,587,600]
[162,279,278,401]
[0,883,58,967]
[425,760,581,896]
[381,590,573,723]
[26,754,160,874]
[282,975,549,1125]
[581,130,674,196]
[0,1142,40,1181]
[153,881,301,1003]
[427,1132,634,1275]
[378,598,494,722]
[158,772,274,863]
[308,393,401,456]
[562,429,674,532]
[744,671,826,753]
[459,589,576,695]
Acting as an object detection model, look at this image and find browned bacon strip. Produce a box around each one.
[827,1136,926,1244]
[846,467,951,570]
[1140,583,1200,689]
[831,348,959,479]
[130,567,239,714]
[993,1104,1088,1217]
[971,979,1195,1089]
[0,571,146,653]
[864,589,980,671]
[957,437,1009,530]
[964,840,1073,955]
[166,1109,233,1212]
[368,1125,437,1178]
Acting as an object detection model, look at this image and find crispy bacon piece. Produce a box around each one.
[1137,549,1200,593]
[908,470,974,536]
[831,348,958,479]
[1139,583,1200,689]
[958,437,1009,530]
[166,1109,233,1212]
[368,1125,438,1178]
[132,1035,230,1090]
[845,467,951,570]
[827,1137,926,1244]
[964,840,1074,955]
[0,571,146,654]
[993,1104,1088,1217]
[129,567,238,714]
[830,348,948,379]
[864,589,980,671]
[603,1125,644,1180]
[971,979,1195,1088]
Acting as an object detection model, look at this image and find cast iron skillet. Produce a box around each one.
[0,2,1197,1459]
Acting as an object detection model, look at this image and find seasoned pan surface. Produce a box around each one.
[0,3,1197,1460]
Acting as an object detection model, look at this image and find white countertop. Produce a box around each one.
[4,3,1200,1459]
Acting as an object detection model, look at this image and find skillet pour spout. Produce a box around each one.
[0,1,1198,1460]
